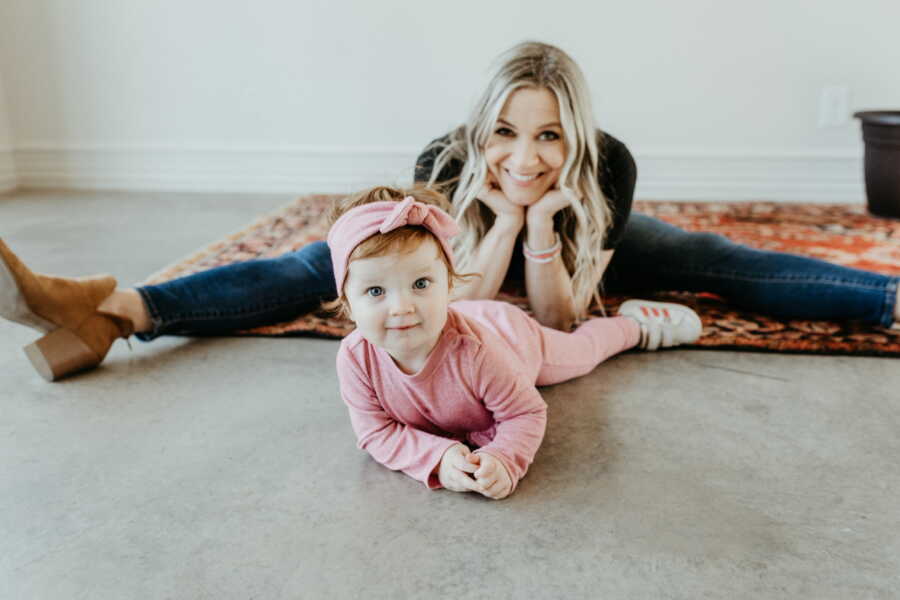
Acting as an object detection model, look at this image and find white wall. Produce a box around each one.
[0,71,15,193]
[0,0,898,200]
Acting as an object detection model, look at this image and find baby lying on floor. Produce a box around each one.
[326,185,701,499]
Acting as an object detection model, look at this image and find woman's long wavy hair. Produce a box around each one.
[425,41,612,319]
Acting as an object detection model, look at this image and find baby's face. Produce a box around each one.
[344,237,451,374]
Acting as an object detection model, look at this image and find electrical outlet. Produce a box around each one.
[818,85,850,128]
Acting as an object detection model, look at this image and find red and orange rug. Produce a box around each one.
[142,196,900,356]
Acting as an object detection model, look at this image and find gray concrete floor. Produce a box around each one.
[2,190,899,600]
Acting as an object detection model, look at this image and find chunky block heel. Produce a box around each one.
[1,238,133,381]
[23,328,100,382]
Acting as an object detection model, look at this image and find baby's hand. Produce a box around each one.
[472,452,513,500]
[438,444,481,493]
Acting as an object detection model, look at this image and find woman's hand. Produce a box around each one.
[526,185,576,228]
[478,174,525,225]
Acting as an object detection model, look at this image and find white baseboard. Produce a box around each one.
[12,145,417,195]
[634,149,864,203]
[10,144,866,203]
[0,147,16,193]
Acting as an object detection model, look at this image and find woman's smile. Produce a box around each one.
[504,168,544,184]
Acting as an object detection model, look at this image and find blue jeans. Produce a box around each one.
[135,241,336,341]
[136,214,899,340]
[605,214,898,327]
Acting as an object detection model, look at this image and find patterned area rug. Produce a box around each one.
[142,196,900,356]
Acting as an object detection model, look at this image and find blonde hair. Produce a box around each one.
[322,185,477,318]
[426,41,612,319]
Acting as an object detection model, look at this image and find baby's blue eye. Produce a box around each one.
[366,286,384,297]
[414,278,430,290]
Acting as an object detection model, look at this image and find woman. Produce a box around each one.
[2,41,897,381]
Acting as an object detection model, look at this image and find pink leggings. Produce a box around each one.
[452,300,641,387]
[535,316,640,386]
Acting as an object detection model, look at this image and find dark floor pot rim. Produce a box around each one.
[854,110,900,219]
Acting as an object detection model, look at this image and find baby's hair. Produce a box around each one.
[326,185,451,227]
[322,185,479,319]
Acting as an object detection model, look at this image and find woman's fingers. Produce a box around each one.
[477,180,524,220]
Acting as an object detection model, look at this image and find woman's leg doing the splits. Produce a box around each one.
[605,214,899,327]
[132,240,336,340]
[1,239,336,380]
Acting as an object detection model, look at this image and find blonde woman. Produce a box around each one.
[1,42,897,381]
[415,41,900,331]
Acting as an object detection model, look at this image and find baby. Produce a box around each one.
[327,186,702,500]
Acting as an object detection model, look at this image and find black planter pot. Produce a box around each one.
[854,111,900,218]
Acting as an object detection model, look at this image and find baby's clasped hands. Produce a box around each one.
[438,444,513,500]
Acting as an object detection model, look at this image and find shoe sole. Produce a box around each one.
[0,241,57,334]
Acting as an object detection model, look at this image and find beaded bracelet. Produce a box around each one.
[523,233,562,264]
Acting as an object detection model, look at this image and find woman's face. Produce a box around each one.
[484,86,566,207]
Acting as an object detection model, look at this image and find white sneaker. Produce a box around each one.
[617,299,703,351]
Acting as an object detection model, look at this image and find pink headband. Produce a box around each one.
[326,196,460,294]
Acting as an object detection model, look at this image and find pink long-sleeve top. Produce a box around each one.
[336,300,549,491]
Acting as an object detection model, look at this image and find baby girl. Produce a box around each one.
[327,186,701,500]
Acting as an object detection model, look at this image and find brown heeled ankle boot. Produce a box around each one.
[0,239,134,381]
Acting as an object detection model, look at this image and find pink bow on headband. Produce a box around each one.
[379,196,460,238]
